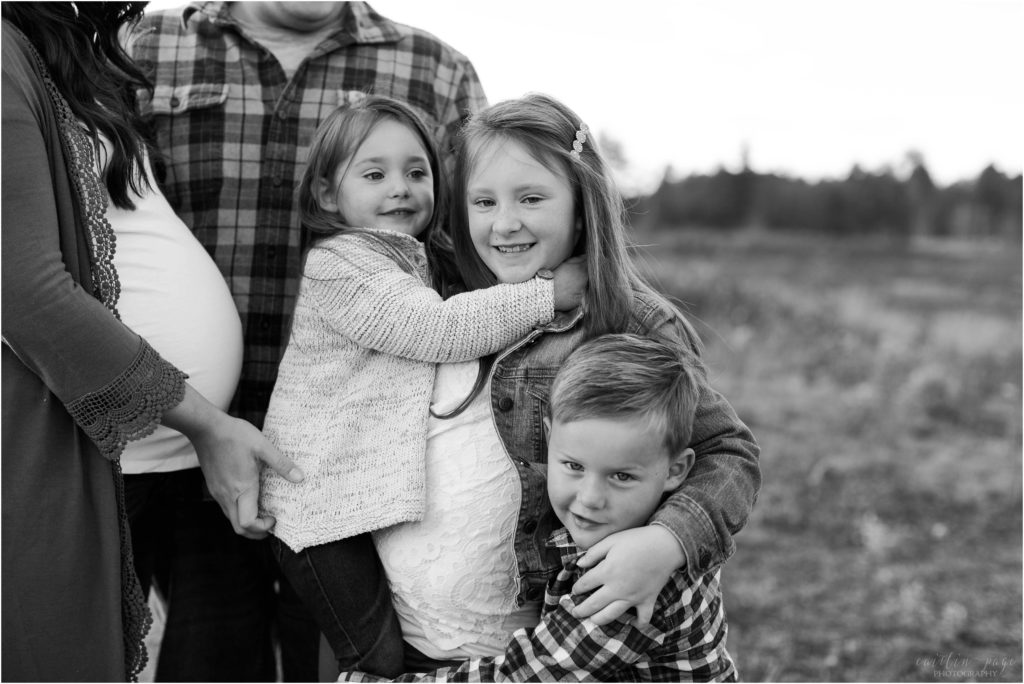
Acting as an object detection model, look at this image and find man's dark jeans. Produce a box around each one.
[125,468,320,682]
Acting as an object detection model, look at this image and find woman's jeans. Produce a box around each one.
[271,533,405,677]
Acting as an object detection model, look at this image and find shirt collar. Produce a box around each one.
[538,305,585,333]
[546,527,585,567]
[181,2,402,45]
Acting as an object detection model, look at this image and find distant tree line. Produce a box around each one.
[632,157,1022,241]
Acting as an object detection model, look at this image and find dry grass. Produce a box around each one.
[634,226,1022,682]
[141,227,1021,682]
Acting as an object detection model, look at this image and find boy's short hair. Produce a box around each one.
[550,333,707,456]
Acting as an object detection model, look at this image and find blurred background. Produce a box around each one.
[144,1,1023,681]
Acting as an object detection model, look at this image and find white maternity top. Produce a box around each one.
[104,146,243,473]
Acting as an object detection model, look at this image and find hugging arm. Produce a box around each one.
[645,313,761,575]
[306,241,556,362]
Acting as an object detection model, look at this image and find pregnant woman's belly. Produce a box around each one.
[110,163,242,474]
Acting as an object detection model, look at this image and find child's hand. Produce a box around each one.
[570,525,685,626]
[550,256,588,311]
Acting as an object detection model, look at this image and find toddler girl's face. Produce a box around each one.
[323,119,434,236]
[465,139,580,283]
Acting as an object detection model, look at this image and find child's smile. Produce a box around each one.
[547,416,688,550]
[324,118,434,237]
[466,139,580,283]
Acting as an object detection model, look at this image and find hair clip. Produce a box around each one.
[570,122,589,158]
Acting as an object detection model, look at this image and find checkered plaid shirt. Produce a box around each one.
[129,2,487,426]
[343,529,737,682]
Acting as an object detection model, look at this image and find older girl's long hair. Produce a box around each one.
[2,2,152,209]
[450,92,670,340]
[297,95,450,286]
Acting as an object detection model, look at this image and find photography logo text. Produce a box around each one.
[916,652,1015,679]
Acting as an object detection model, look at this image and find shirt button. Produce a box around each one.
[523,520,538,534]
[497,397,513,411]
[276,109,288,120]
[169,96,180,108]
[272,175,283,187]
[267,247,277,259]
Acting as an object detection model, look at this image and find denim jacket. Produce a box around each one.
[487,288,761,605]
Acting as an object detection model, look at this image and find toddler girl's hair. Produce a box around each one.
[450,92,681,341]
[298,94,449,285]
[550,333,707,456]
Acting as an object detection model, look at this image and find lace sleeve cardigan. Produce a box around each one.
[1,21,187,681]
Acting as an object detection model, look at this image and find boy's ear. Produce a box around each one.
[663,448,695,492]
[316,177,339,213]
[542,416,552,444]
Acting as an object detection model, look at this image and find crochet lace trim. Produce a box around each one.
[25,29,122,318]
[65,341,187,463]
[113,458,155,681]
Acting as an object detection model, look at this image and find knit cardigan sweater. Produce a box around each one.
[260,229,555,551]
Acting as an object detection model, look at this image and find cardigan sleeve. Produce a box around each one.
[1,28,186,460]
[643,309,761,582]
[303,238,555,363]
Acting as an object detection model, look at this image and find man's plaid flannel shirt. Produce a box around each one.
[130,2,487,427]
[343,528,737,682]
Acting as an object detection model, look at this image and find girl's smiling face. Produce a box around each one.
[319,118,434,237]
[465,139,580,283]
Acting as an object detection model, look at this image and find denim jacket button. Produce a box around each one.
[523,520,538,534]
[497,396,514,411]
[698,548,712,567]
[525,586,543,601]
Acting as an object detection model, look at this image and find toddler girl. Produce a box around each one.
[259,95,586,676]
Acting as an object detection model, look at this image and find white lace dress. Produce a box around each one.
[373,361,541,659]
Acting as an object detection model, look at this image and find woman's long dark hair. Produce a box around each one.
[2,2,152,209]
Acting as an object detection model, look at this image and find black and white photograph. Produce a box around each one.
[2,1,1020,682]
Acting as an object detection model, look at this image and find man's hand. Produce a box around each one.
[571,525,685,626]
[162,384,304,538]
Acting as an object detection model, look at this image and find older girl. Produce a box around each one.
[366,93,760,673]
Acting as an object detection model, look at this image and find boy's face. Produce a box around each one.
[546,416,692,550]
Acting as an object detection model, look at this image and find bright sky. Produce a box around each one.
[146,0,1023,193]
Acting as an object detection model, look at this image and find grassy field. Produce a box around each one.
[633,226,1023,682]
[142,227,1020,682]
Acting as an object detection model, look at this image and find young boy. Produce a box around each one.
[345,333,738,682]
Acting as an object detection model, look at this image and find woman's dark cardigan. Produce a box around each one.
[2,22,187,681]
